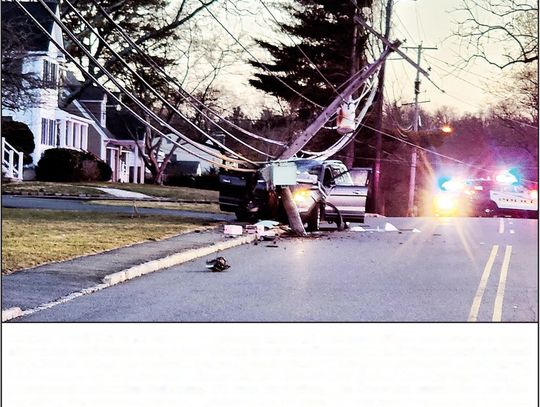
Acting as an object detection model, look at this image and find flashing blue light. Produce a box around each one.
[438,176,464,191]
[438,176,451,191]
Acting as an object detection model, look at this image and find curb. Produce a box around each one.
[1,234,256,322]
[2,307,23,322]
[102,234,257,286]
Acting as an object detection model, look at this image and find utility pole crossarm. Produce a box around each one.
[278,44,398,160]
[353,14,430,79]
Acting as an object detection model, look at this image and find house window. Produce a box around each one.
[42,60,58,88]
[40,118,56,145]
[48,120,54,145]
[41,118,48,144]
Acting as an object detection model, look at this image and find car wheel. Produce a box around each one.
[306,205,321,232]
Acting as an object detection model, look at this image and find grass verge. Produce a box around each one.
[87,200,222,213]
[1,181,108,196]
[82,182,219,201]
[2,181,219,201]
[1,208,215,273]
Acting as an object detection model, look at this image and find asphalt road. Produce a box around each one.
[1,195,234,221]
[15,216,538,322]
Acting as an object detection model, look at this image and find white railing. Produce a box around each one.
[1,137,24,181]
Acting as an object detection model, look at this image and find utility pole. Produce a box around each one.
[343,5,360,169]
[372,0,394,215]
[404,44,437,216]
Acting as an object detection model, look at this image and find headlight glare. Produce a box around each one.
[292,189,313,207]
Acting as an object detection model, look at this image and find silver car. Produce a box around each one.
[290,160,371,230]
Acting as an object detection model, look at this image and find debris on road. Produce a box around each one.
[349,226,365,232]
[205,256,230,272]
[255,220,280,228]
[384,222,399,231]
[224,224,243,236]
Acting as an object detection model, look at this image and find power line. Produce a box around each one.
[203,4,324,109]
[257,0,344,102]
[15,0,256,172]
[66,0,279,161]
[88,0,289,149]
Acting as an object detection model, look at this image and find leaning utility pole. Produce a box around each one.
[278,44,398,236]
[404,44,437,216]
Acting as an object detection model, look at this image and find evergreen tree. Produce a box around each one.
[249,0,373,120]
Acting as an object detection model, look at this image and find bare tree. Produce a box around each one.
[1,20,45,111]
[454,0,538,69]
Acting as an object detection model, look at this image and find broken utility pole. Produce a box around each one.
[277,44,398,236]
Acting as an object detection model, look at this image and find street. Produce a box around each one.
[15,216,537,322]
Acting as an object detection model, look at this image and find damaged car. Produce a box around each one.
[219,159,371,231]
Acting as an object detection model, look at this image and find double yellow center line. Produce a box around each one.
[468,245,513,322]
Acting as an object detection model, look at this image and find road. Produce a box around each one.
[1,195,234,221]
[15,216,537,322]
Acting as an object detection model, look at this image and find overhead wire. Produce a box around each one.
[44,3,252,166]
[305,75,379,160]
[14,0,256,172]
[257,0,345,103]
[203,4,324,109]
[88,0,289,152]
[422,55,539,129]
[65,0,277,162]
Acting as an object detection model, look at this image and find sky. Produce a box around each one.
[386,0,505,115]
[206,0,514,118]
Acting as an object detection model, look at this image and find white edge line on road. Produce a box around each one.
[468,245,499,322]
[2,234,257,322]
[492,245,513,322]
[498,218,504,234]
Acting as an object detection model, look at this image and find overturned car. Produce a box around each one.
[219,159,372,231]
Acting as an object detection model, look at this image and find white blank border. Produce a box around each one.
[2,324,537,407]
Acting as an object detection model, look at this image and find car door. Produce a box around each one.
[325,167,371,222]
[218,171,253,212]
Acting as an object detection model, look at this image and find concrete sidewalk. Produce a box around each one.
[2,227,257,321]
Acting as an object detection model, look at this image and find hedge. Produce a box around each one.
[36,148,112,182]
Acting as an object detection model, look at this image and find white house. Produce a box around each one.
[1,1,145,183]
[1,1,91,170]
[64,83,146,183]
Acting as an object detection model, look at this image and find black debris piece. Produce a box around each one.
[205,256,230,272]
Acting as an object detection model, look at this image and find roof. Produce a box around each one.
[106,108,146,141]
[78,85,107,101]
[1,1,59,52]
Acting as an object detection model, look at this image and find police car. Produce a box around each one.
[464,173,538,218]
[489,184,538,218]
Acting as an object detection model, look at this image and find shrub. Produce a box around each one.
[1,119,35,165]
[36,148,112,182]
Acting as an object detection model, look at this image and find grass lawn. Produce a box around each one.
[1,208,215,273]
[1,181,109,196]
[83,182,219,201]
[2,181,219,201]
[87,200,223,213]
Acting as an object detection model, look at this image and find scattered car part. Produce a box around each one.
[205,257,230,272]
